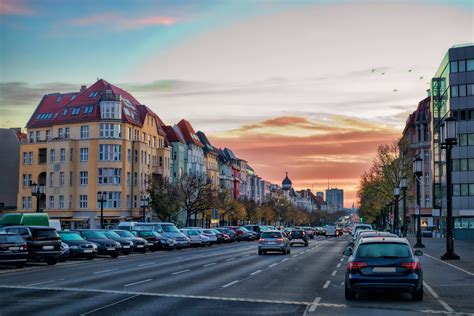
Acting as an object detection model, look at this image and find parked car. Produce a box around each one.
[301,227,315,239]
[351,224,373,237]
[258,231,290,255]
[348,231,396,249]
[221,227,246,241]
[99,230,133,255]
[243,225,264,239]
[215,228,236,242]
[113,230,148,253]
[0,226,61,265]
[315,227,326,236]
[59,242,70,262]
[133,222,190,248]
[180,229,209,246]
[289,229,309,246]
[0,233,28,268]
[183,228,218,245]
[72,230,121,258]
[203,229,224,244]
[131,230,176,251]
[58,231,97,259]
[344,237,424,301]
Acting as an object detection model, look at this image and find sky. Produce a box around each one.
[1,0,473,207]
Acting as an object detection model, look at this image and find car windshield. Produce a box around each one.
[261,232,282,238]
[133,225,158,232]
[82,231,107,239]
[59,233,84,241]
[0,235,24,243]
[162,224,179,233]
[102,231,121,239]
[238,227,250,232]
[357,242,411,258]
[185,230,198,236]
[115,230,134,238]
[203,230,215,234]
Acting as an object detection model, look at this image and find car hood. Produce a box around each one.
[62,240,93,246]
[161,232,187,239]
[84,238,117,245]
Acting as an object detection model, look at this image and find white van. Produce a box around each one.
[49,219,61,231]
[117,221,139,231]
[325,225,337,237]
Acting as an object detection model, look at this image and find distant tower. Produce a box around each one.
[282,172,292,190]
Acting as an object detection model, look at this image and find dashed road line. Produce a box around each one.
[336,263,341,268]
[323,280,331,288]
[124,279,153,287]
[80,294,140,315]
[281,258,289,262]
[331,270,337,276]
[269,263,278,268]
[308,296,321,312]
[171,269,191,275]
[203,263,216,267]
[222,280,239,288]
[424,281,455,313]
[250,270,262,276]
[93,269,118,274]
[26,280,55,286]
[225,258,236,262]
[138,262,155,267]
[340,258,344,262]
[292,255,298,258]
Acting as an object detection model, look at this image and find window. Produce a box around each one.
[60,172,65,186]
[99,144,122,161]
[100,123,121,138]
[62,109,68,116]
[452,159,460,171]
[22,174,27,187]
[69,195,73,208]
[49,196,55,209]
[98,168,122,185]
[70,148,74,162]
[468,84,474,96]
[159,156,163,167]
[127,172,130,186]
[153,136,156,148]
[80,148,89,161]
[461,184,469,196]
[460,110,466,120]
[79,195,88,208]
[134,172,138,186]
[453,184,460,196]
[127,195,131,208]
[80,126,89,139]
[45,130,51,141]
[60,148,66,162]
[21,197,27,209]
[29,131,34,143]
[36,131,41,142]
[103,192,121,208]
[59,195,64,209]
[80,171,88,185]
[128,127,132,140]
[459,134,468,146]
[100,101,121,119]
[459,60,466,72]
[71,108,80,115]
[451,86,458,98]
[28,152,33,164]
[134,195,137,208]
[134,150,138,163]
[49,172,54,186]
[65,127,70,139]
[70,171,73,187]
[467,59,474,71]
[84,106,94,114]
[50,149,56,163]
[127,149,131,162]
[22,152,27,164]
[461,159,468,171]
[451,61,458,73]
[58,128,64,139]
[459,85,467,97]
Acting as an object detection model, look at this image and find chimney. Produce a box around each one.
[80,85,87,92]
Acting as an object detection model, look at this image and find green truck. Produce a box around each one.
[0,213,50,227]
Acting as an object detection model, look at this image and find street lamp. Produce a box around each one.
[441,117,460,260]
[141,197,149,222]
[413,154,425,248]
[97,191,106,229]
[393,187,400,235]
[400,177,408,237]
[31,182,45,213]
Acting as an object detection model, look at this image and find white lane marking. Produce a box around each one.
[336,263,341,268]
[124,279,153,287]
[281,258,289,262]
[203,263,216,267]
[222,280,239,288]
[171,269,191,275]
[424,281,455,313]
[292,255,298,258]
[340,282,344,286]
[225,258,236,262]
[80,294,140,315]
[93,269,118,274]
[323,280,331,288]
[425,254,474,276]
[138,262,155,267]
[340,258,344,262]
[269,263,278,268]
[250,270,262,276]
[331,270,337,276]
[308,297,322,312]
[242,254,250,257]
[26,280,55,286]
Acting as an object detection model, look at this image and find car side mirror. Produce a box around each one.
[414,250,423,256]
[343,248,352,256]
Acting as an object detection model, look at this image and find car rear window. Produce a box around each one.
[261,232,282,238]
[59,233,84,241]
[357,243,411,258]
[0,235,24,243]
[32,229,59,238]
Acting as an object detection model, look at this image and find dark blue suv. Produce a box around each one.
[344,237,423,301]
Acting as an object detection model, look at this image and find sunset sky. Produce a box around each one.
[1,0,473,207]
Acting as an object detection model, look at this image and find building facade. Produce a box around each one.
[326,188,344,212]
[0,128,23,212]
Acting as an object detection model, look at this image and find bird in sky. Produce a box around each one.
[371,68,376,73]
[393,89,398,92]
[408,69,412,72]
[381,72,385,75]
[419,76,424,80]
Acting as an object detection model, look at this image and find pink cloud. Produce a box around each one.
[0,0,34,15]
[69,13,178,30]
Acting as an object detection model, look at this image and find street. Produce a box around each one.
[0,235,472,315]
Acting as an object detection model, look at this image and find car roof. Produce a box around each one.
[262,230,282,233]
[0,232,20,236]
[359,237,409,244]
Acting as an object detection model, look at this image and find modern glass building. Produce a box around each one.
[432,44,474,239]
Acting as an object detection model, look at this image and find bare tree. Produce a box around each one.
[179,175,216,227]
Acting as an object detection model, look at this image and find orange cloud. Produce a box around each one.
[209,115,401,207]
[0,0,33,15]
[70,13,177,29]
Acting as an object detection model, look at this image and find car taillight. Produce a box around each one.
[259,238,265,242]
[401,262,420,270]
[348,262,368,271]
[276,238,284,243]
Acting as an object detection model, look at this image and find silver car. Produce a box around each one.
[258,231,290,255]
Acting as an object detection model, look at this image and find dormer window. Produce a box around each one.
[71,108,80,115]
[88,91,99,98]
[100,101,121,119]
[63,109,68,116]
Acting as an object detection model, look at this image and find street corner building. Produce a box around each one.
[16,79,172,229]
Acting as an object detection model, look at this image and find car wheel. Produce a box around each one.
[345,284,356,300]
[46,258,58,266]
[258,250,263,255]
[110,253,119,259]
[287,248,291,254]
[412,286,423,301]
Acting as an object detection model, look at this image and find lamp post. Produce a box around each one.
[400,177,408,237]
[393,187,400,235]
[413,154,425,248]
[383,202,389,231]
[97,191,106,229]
[141,197,149,222]
[441,117,460,260]
[31,182,45,213]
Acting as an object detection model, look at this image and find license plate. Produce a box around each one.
[136,245,144,248]
[83,249,92,253]
[9,247,20,251]
[123,246,130,249]
[43,246,54,250]
[373,267,396,273]
[267,241,277,245]
[107,248,115,251]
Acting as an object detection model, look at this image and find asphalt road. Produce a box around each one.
[0,235,472,315]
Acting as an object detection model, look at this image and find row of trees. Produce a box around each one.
[146,175,312,227]
[357,140,410,226]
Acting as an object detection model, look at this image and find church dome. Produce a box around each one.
[282,172,292,189]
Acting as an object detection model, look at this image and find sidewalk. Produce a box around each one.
[408,235,474,274]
